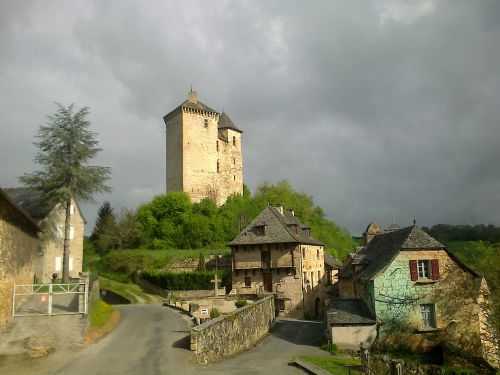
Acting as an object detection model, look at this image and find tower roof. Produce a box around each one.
[218,112,242,133]
[163,90,218,122]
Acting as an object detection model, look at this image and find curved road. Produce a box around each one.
[3,304,328,375]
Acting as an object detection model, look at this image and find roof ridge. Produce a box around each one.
[268,206,297,242]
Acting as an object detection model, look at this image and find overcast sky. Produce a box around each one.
[1,0,499,236]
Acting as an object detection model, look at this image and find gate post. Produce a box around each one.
[48,284,53,315]
[79,272,89,314]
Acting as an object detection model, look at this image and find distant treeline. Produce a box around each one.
[421,224,500,243]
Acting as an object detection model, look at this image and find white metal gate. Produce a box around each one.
[12,283,88,317]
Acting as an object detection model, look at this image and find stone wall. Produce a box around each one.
[167,289,225,300]
[190,295,275,363]
[36,198,84,282]
[0,195,38,327]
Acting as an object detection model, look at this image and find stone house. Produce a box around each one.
[229,204,326,318]
[4,188,85,283]
[0,188,40,326]
[163,90,243,206]
[330,222,498,367]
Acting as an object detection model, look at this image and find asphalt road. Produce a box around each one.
[1,304,328,375]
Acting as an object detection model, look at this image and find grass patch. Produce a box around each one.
[99,276,151,304]
[298,355,363,374]
[86,299,121,343]
[89,300,114,328]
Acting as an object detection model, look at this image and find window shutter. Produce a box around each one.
[409,260,418,281]
[431,259,440,280]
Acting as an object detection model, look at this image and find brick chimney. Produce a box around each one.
[187,89,198,104]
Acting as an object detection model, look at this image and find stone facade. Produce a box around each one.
[0,189,39,326]
[336,225,498,367]
[230,205,326,318]
[164,91,243,206]
[190,295,275,363]
[34,199,85,282]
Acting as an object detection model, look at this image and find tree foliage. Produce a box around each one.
[133,180,355,259]
[422,224,500,243]
[20,103,111,282]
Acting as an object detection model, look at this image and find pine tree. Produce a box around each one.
[20,103,111,282]
[91,201,114,242]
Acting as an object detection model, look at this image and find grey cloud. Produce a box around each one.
[1,0,499,236]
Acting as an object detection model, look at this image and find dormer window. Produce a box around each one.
[255,225,266,236]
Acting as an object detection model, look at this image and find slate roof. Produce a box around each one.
[4,187,56,219]
[218,112,242,133]
[324,253,342,269]
[4,187,87,223]
[327,299,376,325]
[163,98,218,121]
[229,206,323,246]
[339,225,446,281]
[0,188,40,234]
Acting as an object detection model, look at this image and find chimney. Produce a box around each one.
[187,89,198,104]
[275,203,284,215]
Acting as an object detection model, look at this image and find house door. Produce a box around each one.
[263,272,273,292]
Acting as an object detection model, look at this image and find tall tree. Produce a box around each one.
[20,103,111,282]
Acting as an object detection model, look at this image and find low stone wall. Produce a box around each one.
[190,295,275,363]
[168,289,225,300]
[361,348,495,375]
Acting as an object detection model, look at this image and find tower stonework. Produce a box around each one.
[163,91,243,206]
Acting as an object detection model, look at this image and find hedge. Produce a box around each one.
[142,270,227,290]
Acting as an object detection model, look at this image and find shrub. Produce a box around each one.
[142,270,227,290]
[210,308,221,318]
[235,298,247,308]
[321,342,339,355]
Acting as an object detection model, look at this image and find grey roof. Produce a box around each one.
[218,112,242,133]
[340,225,446,281]
[4,187,56,219]
[327,299,376,325]
[4,187,87,224]
[229,206,323,246]
[324,253,342,269]
[0,188,40,234]
[163,98,218,121]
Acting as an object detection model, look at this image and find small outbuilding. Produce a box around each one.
[326,299,377,350]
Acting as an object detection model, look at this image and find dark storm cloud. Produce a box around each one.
[1,0,499,235]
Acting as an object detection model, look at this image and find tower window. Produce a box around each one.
[217,160,220,173]
[216,141,219,151]
[204,119,208,128]
[233,157,236,165]
[233,175,236,181]
[233,136,236,146]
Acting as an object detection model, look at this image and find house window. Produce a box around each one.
[233,136,236,146]
[69,257,73,271]
[316,249,320,259]
[55,256,62,272]
[216,141,219,151]
[302,247,305,258]
[244,276,251,287]
[420,304,436,328]
[56,224,63,239]
[277,299,285,311]
[217,160,220,173]
[69,226,75,240]
[255,225,266,236]
[69,204,75,215]
[418,260,430,278]
[252,269,256,276]
[410,259,440,281]
[310,272,314,286]
[204,119,208,128]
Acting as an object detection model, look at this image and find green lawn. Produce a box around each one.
[298,355,363,374]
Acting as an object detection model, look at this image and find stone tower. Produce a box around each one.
[163,90,243,206]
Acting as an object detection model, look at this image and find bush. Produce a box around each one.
[321,342,339,355]
[142,270,227,290]
[235,298,247,308]
[210,308,221,318]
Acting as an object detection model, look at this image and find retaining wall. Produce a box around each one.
[190,295,275,363]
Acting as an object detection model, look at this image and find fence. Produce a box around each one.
[12,283,88,317]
